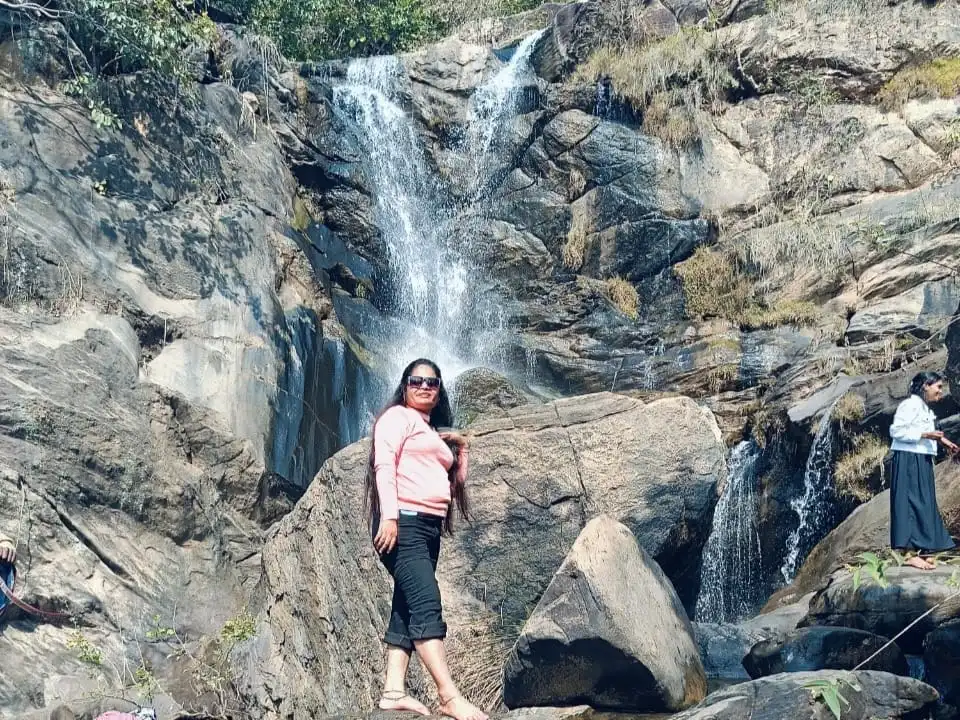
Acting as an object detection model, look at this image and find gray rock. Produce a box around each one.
[719,0,960,101]
[694,622,768,681]
[695,594,812,680]
[743,626,909,678]
[472,220,556,282]
[450,367,534,425]
[404,37,495,131]
[846,277,960,343]
[503,516,707,712]
[670,670,939,720]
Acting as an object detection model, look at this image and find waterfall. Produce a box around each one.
[463,30,544,197]
[695,441,764,623]
[780,400,841,582]
[330,33,542,395]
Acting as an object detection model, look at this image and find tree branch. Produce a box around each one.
[0,0,69,20]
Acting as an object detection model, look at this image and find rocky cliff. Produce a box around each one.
[0,0,958,717]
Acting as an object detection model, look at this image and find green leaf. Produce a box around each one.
[823,690,842,720]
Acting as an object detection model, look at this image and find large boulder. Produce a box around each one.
[445,393,727,617]
[670,670,939,720]
[239,392,726,718]
[800,565,960,654]
[502,516,707,713]
[742,626,909,679]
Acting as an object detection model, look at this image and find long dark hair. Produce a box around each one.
[364,358,471,536]
[909,371,944,399]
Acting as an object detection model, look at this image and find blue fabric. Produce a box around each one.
[0,561,14,615]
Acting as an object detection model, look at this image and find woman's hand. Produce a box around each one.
[440,431,470,449]
[943,437,960,454]
[374,518,398,555]
[0,541,15,564]
[922,431,945,441]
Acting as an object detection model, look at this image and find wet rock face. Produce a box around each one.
[742,626,910,678]
[503,516,707,713]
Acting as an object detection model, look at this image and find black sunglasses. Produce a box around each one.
[407,375,441,389]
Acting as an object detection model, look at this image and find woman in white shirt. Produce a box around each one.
[889,371,958,569]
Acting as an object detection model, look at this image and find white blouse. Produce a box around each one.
[890,394,937,455]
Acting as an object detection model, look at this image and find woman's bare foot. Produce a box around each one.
[439,694,488,720]
[380,691,430,715]
[906,555,935,570]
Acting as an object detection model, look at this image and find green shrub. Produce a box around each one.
[245,0,442,60]
[64,0,217,78]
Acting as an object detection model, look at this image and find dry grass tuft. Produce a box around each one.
[706,362,739,393]
[834,392,866,425]
[673,246,752,321]
[834,434,888,501]
[643,91,700,148]
[563,209,591,270]
[877,57,960,111]
[567,168,586,201]
[675,248,822,329]
[291,194,314,232]
[604,276,639,319]
[737,299,820,330]
[573,28,734,117]
[445,615,522,712]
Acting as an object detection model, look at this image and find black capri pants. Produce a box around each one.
[378,510,447,650]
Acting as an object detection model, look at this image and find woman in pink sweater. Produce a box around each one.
[364,358,486,720]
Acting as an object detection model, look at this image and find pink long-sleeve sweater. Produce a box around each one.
[374,405,457,519]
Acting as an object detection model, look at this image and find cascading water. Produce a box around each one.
[330,34,543,398]
[780,400,841,582]
[695,440,764,623]
[462,30,543,197]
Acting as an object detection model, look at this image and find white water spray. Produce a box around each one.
[695,441,764,623]
[780,400,841,582]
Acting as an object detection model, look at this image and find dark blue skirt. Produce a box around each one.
[890,450,955,552]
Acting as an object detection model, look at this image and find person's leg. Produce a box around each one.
[394,516,487,720]
[380,543,430,715]
[381,646,430,715]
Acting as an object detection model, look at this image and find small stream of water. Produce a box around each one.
[780,400,841,582]
[695,440,764,623]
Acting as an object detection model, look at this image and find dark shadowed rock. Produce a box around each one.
[670,670,938,720]
[925,620,960,707]
[695,594,811,680]
[503,515,707,712]
[743,626,909,679]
